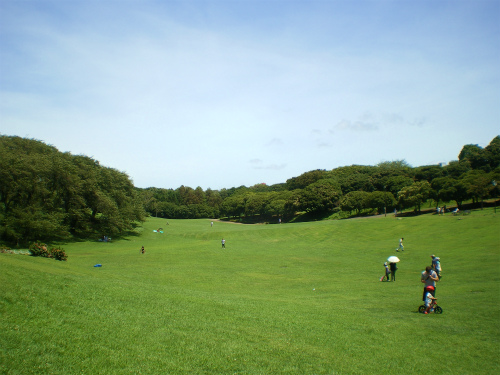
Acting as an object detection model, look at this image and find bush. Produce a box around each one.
[29,242,50,257]
[1,246,12,253]
[51,247,68,261]
[29,242,67,261]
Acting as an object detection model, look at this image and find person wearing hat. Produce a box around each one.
[431,255,442,279]
[423,286,437,314]
[421,266,439,301]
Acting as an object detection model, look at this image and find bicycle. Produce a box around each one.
[418,299,443,314]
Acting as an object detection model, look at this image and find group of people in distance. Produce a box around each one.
[384,239,443,314]
[384,261,398,281]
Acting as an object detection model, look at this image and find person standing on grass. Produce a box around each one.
[396,237,404,252]
[421,266,439,301]
[384,262,391,281]
[221,238,225,249]
[431,255,442,279]
[141,246,145,254]
[389,262,397,281]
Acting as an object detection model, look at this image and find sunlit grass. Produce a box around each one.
[1,209,499,374]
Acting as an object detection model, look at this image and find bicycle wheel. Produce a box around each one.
[434,306,443,314]
[418,305,426,313]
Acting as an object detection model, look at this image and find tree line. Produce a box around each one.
[140,136,500,222]
[0,136,145,246]
[1,135,499,246]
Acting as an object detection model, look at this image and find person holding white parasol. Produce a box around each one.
[387,256,400,281]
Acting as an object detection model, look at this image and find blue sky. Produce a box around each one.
[1,0,499,190]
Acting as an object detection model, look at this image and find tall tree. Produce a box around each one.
[365,191,396,215]
[298,179,343,215]
[340,191,370,215]
[484,136,500,170]
[397,181,432,212]
[0,136,144,245]
[459,144,489,171]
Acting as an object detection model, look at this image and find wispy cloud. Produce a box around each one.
[335,119,379,132]
[266,138,284,147]
[250,159,287,170]
[334,112,428,133]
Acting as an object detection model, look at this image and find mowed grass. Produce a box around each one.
[1,210,499,374]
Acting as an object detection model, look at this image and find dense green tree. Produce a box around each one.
[459,144,489,171]
[338,173,375,194]
[220,194,246,219]
[370,161,413,193]
[298,179,342,215]
[329,165,380,194]
[381,175,414,197]
[377,160,412,176]
[448,179,470,208]
[286,169,328,190]
[283,190,302,219]
[397,181,432,212]
[205,188,222,209]
[414,165,445,182]
[340,191,370,215]
[0,136,144,245]
[430,176,456,207]
[462,170,493,209]
[248,183,273,192]
[484,136,500,170]
[444,160,471,179]
[264,191,290,219]
[244,193,267,218]
[177,185,204,205]
[365,191,396,215]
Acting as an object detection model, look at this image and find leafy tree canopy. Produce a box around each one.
[0,135,144,246]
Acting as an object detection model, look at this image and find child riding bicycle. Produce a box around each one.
[423,286,437,314]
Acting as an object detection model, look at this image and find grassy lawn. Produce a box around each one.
[1,209,499,374]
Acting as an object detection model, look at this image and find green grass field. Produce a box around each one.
[1,209,499,374]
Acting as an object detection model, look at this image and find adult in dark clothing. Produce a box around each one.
[389,262,397,281]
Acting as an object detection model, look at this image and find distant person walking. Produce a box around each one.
[211,221,213,227]
[389,262,398,281]
[141,246,145,254]
[431,255,442,279]
[396,238,404,252]
[221,238,225,249]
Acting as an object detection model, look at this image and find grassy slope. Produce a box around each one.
[1,210,499,374]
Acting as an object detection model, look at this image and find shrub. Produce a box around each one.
[29,242,50,257]
[51,247,68,261]
[29,242,67,261]
[1,246,12,253]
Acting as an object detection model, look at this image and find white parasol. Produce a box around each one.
[387,256,400,263]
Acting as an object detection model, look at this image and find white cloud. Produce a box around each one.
[336,119,379,132]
